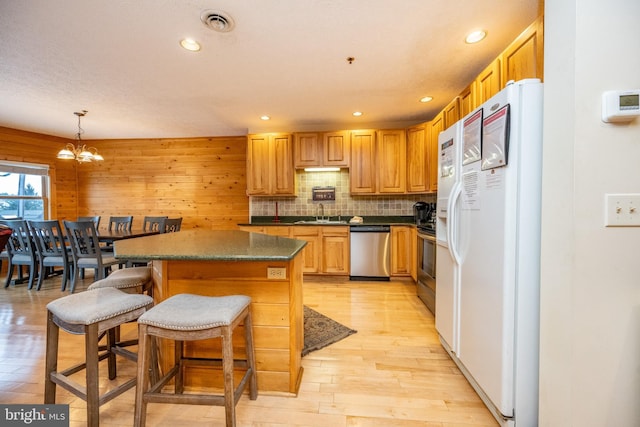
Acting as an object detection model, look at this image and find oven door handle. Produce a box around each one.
[447,181,462,265]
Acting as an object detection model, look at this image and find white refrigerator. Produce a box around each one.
[435,79,543,427]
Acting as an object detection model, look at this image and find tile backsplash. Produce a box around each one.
[250,170,435,218]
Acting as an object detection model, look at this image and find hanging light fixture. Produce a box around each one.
[57,110,104,162]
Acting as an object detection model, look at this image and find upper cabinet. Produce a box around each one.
[443,97,461,129]
[458,83,475,118]
[247,133,295,196]
[500,16,544,86]
[350,129,406,194]
[376,129,406,194]
[406,123,429,193]
[322,131,350,167]
[293,131,350,169]
[427,112,444,193]
[475,58,502,106]
[350,129,377,194]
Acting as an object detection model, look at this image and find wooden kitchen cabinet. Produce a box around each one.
[377,129,406,193]
[323,131,350,167]
[247,133,295,196]
[293,132,321,168]
[321,227,349,275]
[500,15,544,86]
[406,123,429,193]
[391,225,413,277]
[459,83,475,117]
[410,227,417,281]
[475,58,501,106]
[443,97,461,129]
[350,129,407,194]
[427,112,444,192]
[350,129,377,194]
[291,226,321,274]
[294,131,350,169]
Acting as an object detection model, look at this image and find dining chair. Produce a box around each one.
[0,225,12,276]
[108,216,133,232]
[0,219,39,289]
[28,219,74,291]
[63,220,121,293]
[142,216,167,232]
[161,217,182,233]
[78,216,101,230]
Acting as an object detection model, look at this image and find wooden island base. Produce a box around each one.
[150,256,304,395]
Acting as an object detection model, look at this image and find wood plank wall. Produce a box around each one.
[0,127,249,231]
[0,126,77,220]
[77,136,248,230]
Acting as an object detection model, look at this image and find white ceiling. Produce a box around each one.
[0,0,540,140]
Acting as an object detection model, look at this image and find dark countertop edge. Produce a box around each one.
[118,254,301,261]
[242,216,416,226]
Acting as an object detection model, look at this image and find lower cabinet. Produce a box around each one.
[391,225,413,277]
[291,226,321,274]
[320,227,349,275]
[241,225,349,275]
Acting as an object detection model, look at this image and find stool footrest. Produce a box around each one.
[143,369,255,407]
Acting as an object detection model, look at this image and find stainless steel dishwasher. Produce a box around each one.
[349,225,390,281]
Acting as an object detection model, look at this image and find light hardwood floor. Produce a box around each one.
[0,272,498,427]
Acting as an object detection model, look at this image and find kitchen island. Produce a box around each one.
[114,229,307,395]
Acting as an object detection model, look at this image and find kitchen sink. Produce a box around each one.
[293,219,348,225]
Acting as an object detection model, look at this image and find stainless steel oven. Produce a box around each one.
[416,228,436,315]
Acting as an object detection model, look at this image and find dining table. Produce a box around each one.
[96,228,160,244]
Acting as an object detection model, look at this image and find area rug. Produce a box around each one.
[303,306,357,356]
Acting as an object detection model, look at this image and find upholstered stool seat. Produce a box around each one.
[88,266,153,294]
[45,287,154,427]
[134,293,258,427]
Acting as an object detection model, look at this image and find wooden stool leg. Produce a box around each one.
[222,326,236,427]
[86,323,100,427]
[175,340,184,394]
[244,311,258,400]
[134,324,151,427]
[107,327,117,380]
[44,311,59,403]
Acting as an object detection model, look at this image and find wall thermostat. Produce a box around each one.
[602,89,640,123]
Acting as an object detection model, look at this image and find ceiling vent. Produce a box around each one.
[201,10,235,33]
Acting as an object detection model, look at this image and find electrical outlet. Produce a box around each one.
[605,193,640,226]
[267,267,287,279]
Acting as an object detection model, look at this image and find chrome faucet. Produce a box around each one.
[317,203,325,221]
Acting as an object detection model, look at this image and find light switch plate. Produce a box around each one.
[605,193,640,226]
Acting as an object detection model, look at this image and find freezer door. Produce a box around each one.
[456,80,542,419]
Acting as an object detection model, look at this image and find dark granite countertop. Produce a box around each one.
[114,229,307,261]
[240,216,416,226]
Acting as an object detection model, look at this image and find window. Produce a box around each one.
[0,161,50,220]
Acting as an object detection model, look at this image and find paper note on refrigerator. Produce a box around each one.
[463,109,483,165]
[481,104,510,170]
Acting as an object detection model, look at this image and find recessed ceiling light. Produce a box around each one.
[180,38,201,52]
[420,96,433,103]
[465,30,487,44]
[352,111,363,117]
[260,115,270,121]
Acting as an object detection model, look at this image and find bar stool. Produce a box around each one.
[88,266,154,350]
[88,266,153,295]
[134,294,258,427]
[44,287,154,427]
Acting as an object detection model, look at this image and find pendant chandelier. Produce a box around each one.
[57,110,104,162]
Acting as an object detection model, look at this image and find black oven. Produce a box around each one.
[416,227,436,315]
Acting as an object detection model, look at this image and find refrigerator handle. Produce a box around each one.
[447,182,463,265]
